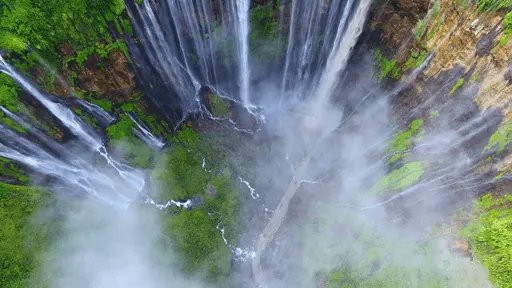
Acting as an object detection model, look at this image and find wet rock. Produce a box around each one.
[505,63,512,83]
[368,0,429,56]
[230,105,258,129]
[475,25,501,58]
[75,50,137,103]
[188,195,204,209]
[205,181,217,198]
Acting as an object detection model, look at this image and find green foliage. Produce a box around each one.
[152,127,240,283]
[475,0,512,11]
[0,31,27,53]
[484,121,512,153]
[499,31,510,46]
[461,193,512,288]
[415,0,440,40]
[505,11,512,29]
[448,78,465,95]
[416,17,429,40]
[403,50,428,70]
[120,101,170,140]
[387,119,424,164]
[308,204,450,288]
[73,108,99,128]
[89,98,113,112]
[370,161,425,195]
[73,40,130,67]
[0,74,21,112]
[106,114,153,168]
[208,93,230,118]
[430,110,440,119]
[0,74,27,133]
[249,3,285,61]
[500,12,512,46]
[0,157,29,183]
[374,50,401,82]
[0,182,58,288]
[427,15,444,40]
[0,0,132,74]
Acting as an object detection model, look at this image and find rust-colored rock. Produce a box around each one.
[75,50,137,103]
[59,43,75,57]
[369,0,429,52]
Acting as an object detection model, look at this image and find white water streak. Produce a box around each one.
[231,0,251,105]
[127,113,165,150]
[238,176,259,199]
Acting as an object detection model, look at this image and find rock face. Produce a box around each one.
[505,63,512,83]
[76,50,137,103]
[206,181,217,198]
[368,0,429,59]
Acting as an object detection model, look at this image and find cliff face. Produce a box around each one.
[369,0,512,163]
[367,2,512,285]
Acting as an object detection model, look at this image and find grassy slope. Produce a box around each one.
[0,183,59,288]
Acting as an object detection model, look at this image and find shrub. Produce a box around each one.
[475,0,512,11]
[448,78,465,95]
[461,193,512,288]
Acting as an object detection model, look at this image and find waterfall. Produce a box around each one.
[126,0,252,112]
[0,56,102,150]
[231,0,251,106]
[0,58,145,208]
[75,98,116,127]
[127,112,166,150]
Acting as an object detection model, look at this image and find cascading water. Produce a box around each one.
[1,1,474,287]
[127,112,166,150]
[0,56,146,208]
[231,0,251,106]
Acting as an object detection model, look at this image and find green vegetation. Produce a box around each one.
[120,100,170,140]
[403,50,429,70]
[0,74,28,133]
[89,98,113,113]
[208,93,230,118]
[449,78,465,95]
[461,193,512,288]
[0,74,21,112]
[106,114,153,168]
[484,121,512,153]
[0,31,27,54]
[416,17,429,40]
[415,0,440,40]
[427,15,445,40]
[430,110,440,119]
[375,49,429,82]
[0,157,29,184]
[0,182,59,288]
[153,127,240,283]
[306,204,450,288]
[73,108,100,129]
[500,11,512,46]
[475,0,512,11]
[505,11,512,28]
[70,40,131,67]
[387,119,424,164]
[374,50,401,82]
[249,3,285,61]
[0,0,129,66]
[370,161,425,195]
